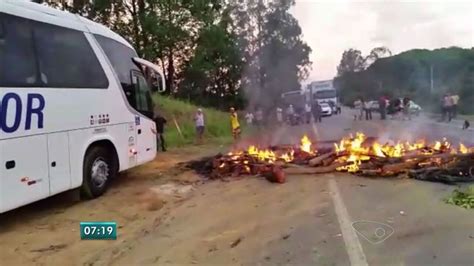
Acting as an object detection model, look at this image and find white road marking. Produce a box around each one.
[329,179,368,266]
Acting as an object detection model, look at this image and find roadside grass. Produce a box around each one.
[445,185,474,209]
[153,94,234,148]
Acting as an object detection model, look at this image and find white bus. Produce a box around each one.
[0,0,165,213]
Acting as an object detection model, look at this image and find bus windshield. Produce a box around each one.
[94,35,154,117]
[315,90,336,99]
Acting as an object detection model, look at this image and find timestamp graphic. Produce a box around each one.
[80,221,117,240]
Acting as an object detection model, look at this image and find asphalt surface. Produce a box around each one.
[265,108,474,146]
[112,110,474,265]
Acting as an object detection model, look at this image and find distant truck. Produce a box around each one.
[306,80,339,114]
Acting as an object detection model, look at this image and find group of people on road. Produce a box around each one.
[353,93,462,124]
[152,92,463,151]
[353,98,373,121]
[282,102,326,125]
[353,96,414,121]
[244,101,340,127]
[244,108,264,127]
[387,97,413,121]
[441,93,459,122]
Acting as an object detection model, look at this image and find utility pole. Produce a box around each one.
[430,65,434,94]
[256,0,265,100]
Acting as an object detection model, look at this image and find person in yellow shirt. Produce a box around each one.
[230,107,241,140]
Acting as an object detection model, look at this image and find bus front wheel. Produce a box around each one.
[81,146,116,199]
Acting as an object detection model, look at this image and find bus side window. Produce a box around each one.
[0,13,39,87]
[32,20,108,88]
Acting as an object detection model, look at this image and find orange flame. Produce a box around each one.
[229,132,472,173]
[459,143,468,154]
[249,146,275,162]
[381,142,403,158]
[372,142,385,157]
[334,133,370,172]
[280,150,295,162]
[433,141,441,151]
[300,135,313,154]
[247,145,293,162]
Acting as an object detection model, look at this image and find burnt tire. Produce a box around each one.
[81,146,116,199]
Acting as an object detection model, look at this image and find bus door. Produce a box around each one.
[130,71,156,164]
[47,132,71,194]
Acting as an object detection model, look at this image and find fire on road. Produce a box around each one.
[1,114,473,266]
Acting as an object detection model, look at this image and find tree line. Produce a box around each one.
[335,47,474,114]
[35,0,311,111]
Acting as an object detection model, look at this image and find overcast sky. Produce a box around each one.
[291,0,474,82]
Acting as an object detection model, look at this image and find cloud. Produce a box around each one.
[291,0,474,82]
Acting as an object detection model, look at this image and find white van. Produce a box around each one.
[0,0,165,213]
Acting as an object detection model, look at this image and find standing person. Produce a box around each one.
[446,94,454,122]
[397,98,404,120]
[194,108,205,144]
[402,97,411,120]
[286,104,295,125]
[359,98,366,120]
[451,93,459,119]
[230,107,241,141]
[276,107,283,124]
[358,98,365,120]
[336,102,342,114]
[245,111,254,126]
[255,108,264,127]
[391,98,402,120]
[152,113,167,152]
[440,95,446,121]
[312,101,322,123]
[353,99,362,121]
[442,94,453,122]
[364,99,372,120]
[304,102,312,124]
[379,96,387,120]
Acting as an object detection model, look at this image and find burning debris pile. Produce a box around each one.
[184,133,474,184]
[184,136,318,183]
[321,132,474,183]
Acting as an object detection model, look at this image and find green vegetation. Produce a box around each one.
[335,47,474,114]
[153,94,233,147]
[444,186,474,209]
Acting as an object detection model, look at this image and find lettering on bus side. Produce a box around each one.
[0,93,45,133]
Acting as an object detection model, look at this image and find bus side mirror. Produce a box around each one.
[153,72,165,93]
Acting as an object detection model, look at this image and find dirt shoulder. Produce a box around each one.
[105,174,346,266]
[0,144,221,266]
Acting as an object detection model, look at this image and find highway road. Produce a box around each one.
[109,112,474,265]
[2,110,471,265]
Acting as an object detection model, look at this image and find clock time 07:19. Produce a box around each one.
[80,221,117,240]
